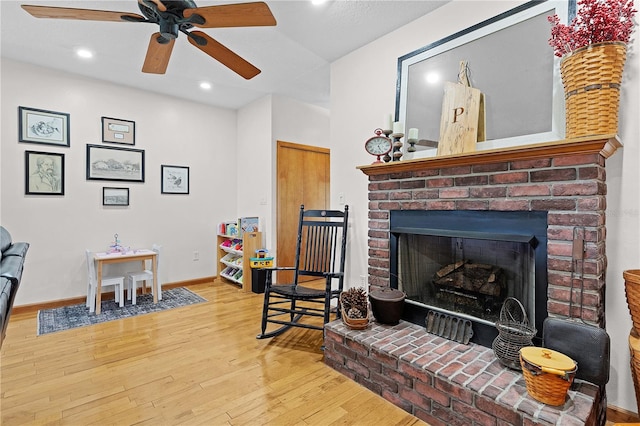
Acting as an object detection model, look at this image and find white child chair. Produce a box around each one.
[126,244,162,305]
[85,250,125,313]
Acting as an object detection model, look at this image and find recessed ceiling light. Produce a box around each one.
[311,0,327,5]
[200,82,212,90]
[75,48,93,59]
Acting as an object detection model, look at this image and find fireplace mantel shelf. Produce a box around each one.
[357,135,621,176]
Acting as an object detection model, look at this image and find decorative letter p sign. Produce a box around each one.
[437,81,485,156]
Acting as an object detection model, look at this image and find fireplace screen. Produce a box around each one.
[389,210,548,346]
[397,234,535,326]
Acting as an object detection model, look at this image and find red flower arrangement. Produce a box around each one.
[548,0,637,57]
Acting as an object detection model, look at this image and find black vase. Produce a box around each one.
[369,289,405,325]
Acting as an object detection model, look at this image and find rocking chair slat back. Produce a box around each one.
[298,222,340,277]
[257,204,349,341]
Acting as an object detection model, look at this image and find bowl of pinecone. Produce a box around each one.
[339,287,370,330]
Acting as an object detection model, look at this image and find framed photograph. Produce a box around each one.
[103,187,129,206]
[86,144,144,182]
[161,165,189,194]
[102,116,135,145]
[19,106,70,147]
[25,150,65,195]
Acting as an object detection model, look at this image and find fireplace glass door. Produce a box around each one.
[397,233,535,326]
[389,210,548,347]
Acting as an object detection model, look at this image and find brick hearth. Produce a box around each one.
[324,137,620,425]
[325,320,600,426]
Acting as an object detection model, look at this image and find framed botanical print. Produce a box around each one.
[25,150,65,195]
[102,116,135,145]
[19,106,70,147]
[86,144,144,182]
[161,165,189,194]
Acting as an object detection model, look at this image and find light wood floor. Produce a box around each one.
[1,281,425,425]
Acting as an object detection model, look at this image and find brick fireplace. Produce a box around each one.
[362,137,619,329]
[324,136,620,425]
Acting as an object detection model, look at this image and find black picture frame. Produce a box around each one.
[102,187,130,206]
[25,150,65,195]
[102,116,135,145]
[86,144,145,182]
[19,106,70,147]
[395,0,571,157]
[161,165,189,194]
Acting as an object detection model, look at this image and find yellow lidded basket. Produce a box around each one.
[519,347,577,406]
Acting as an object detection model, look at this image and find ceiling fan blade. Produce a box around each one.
[138,0,167,13]
[188,31,260,79]
[142,33,175,74]
[183,2,276,28]
[21,5,145,22]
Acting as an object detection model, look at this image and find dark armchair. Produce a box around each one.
[1,226,30,348]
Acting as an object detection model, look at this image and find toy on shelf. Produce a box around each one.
[107,233,130,254]
[250,248,273,268]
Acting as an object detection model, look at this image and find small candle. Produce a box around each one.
[393,121,404,134]
[383,114,393,132]
[408,128,418,140]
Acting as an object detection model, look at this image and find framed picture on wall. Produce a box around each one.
[86,144,145,182]
[102,116,135,145]
[25,150,65,195]
[102,187,129,206]
[161,165,189,194]
[19,106,70,147]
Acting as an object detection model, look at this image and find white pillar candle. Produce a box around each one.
[393,121,404,134]
[408,128,419,140]
[383,114,393,131]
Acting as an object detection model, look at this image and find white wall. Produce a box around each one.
[1,59,238,305]
[1,61,331,307]
[329,0,640,413]
[237,95,273,250]
[236,94,330,257]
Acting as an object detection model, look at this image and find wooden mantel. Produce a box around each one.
[357,135,621,176]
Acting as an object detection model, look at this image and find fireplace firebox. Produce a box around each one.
[390,210,548,347]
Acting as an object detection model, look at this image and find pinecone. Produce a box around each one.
[348,308,364,319]
[341,287,368,318]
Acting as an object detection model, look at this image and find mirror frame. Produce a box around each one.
[395,1,573,159]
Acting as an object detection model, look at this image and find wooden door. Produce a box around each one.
[276,141,330,283]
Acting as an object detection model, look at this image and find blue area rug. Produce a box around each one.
[37,287,207,335]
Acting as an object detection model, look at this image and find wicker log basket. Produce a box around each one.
[624,269,640,335]
[629,328,640,415]
[560,42,627,138]
[625,270,640,412]
[492,297,536,370]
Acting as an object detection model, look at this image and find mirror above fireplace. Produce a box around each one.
[395,1,573,158]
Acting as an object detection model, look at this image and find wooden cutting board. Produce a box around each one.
[437,81,484,156]
[437,61,485,156]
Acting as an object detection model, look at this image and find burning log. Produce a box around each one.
[433,261,504,297]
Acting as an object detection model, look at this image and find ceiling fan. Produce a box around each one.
[20,0,277,79]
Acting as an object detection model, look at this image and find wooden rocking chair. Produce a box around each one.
[257,204,348,339]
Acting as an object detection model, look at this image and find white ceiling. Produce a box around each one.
[1,0,448,110]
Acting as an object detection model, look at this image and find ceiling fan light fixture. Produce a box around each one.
[159,21,178,39]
